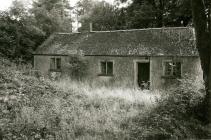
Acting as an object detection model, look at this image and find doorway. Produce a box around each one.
[137,62,150,89]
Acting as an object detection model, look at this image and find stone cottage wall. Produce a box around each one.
[33,55,68,78]
[84,56,203,89]
[34,55,203,89]
[150,56,203,89]
[85,56,147,87]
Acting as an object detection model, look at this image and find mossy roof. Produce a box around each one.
[35,27,198,56]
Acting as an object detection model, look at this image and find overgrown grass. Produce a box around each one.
[54,79,160,105]
[0,58,160,139]
[126,77,209,140]
[0,57,209,139]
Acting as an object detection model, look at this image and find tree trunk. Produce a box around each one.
[191,0,211,127]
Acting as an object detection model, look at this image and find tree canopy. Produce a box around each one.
[0,0,73,61]
[32,0,73,35]
[77,0,193,31]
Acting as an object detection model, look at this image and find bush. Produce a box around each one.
[127,77,209,139]
[65,56,88,80]
[0,58,159,139]
[1,57,209,139]
[0,58,60,139]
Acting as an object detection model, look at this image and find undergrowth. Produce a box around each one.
[0,57,209,139]
[127,77,209,139]
[0,58,158,139]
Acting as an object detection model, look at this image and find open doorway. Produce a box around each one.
[137,62,150,89]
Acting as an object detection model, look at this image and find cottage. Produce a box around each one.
[33,27,203,89]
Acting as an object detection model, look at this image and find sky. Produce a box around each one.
[0,0,12,11]
[0,0,115,11]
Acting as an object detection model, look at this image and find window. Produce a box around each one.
[50,57,61,70]
[164,61,181,77]
[100,61,113,76]
[56,58,61,69]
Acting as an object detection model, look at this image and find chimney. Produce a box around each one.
[89,22,93,32]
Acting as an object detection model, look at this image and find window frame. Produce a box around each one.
[50,57,62,71]
[99,60,114,76]
[162,60,182,78]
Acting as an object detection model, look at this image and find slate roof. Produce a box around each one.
[35,27,198,56]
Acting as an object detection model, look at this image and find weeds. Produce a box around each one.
[127,77,208,139]
[0,57,208,139]
[0,58,159,139]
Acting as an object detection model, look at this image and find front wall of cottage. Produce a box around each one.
[85,56,146,87]
[34,55,50,76]
[34,55,68,77]
[34,55,203,89]
[85,56,203,89]
[150,56,203,89]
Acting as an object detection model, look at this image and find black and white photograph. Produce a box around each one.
[0,0,211,139]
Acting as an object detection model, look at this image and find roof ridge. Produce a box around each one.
[56,32,81,35]
[54,27,193,35]
[90,27,193,33]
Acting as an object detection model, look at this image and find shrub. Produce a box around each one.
[65,55,88,80]
[0,58,159,139]
[2,57,208,140]
[127,77,209,139]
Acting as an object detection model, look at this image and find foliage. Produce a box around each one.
[119,0,193,28]
[76,0,127,31]
[90,2,127,30]
[31,0,73,36]
[0,58,55,139]
[0,11,45,60]
[0,11,16,58]
[0,0,45,61]
[127,77,209,139]
[0,0,73,61]
[0,57,210,139]
[0,57,158,139]
[77,0,193,30]
[65,56,88,80]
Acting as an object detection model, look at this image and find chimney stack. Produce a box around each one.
[89,22,93,32]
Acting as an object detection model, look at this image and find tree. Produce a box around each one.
[0,11,17,58]
[0,0,45,61]
[117,0,192,28]
[0,0,74,61]
[77,0,194,31]
[191,0,211,125]
[76,0,127,31]
[31,0,73,36]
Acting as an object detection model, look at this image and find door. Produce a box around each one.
[137,63,150,89]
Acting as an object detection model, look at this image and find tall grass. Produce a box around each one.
[48,79,161,139]
[0,56,161,140]
[54,79,160,105]
[1,57,208,139]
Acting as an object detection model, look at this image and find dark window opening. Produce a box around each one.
[107,62,113,75]
[164,61,181,78]
[50,57,61,70]
[56,58,61,69]
[101,62,106,75]
[100,61,113,76]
